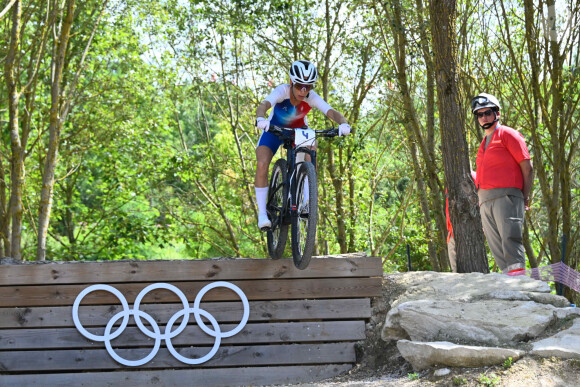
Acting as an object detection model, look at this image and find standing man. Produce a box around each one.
[472,93,533,275]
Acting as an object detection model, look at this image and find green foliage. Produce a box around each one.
[0,0,577,267]
[407,372,420,380]
[452,376,468,385]
[503,356,513,369]
[477,373,500,387]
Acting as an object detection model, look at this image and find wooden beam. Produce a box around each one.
[0,298,371,328]
[0,277,382,307]
[0,343,356,371]
[1,321,366,349]
[0,364,354,386]
[0,256,382,286]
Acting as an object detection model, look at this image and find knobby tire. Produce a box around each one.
[267,159,289,259]
[291,161,318,269]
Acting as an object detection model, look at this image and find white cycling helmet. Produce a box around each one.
[471,93,501,113]
[289,60,318,85]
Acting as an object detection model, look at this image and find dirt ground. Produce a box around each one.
[299,273,580,387]
[307,355,580,386]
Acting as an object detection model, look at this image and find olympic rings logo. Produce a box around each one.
[72,281,249,367]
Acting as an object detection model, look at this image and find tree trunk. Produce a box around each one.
[429,0,488,273]
[415,0,449,270]
[521,0,577,268]
[322,0,347,254]
[4,0,23,260]
[0,157,6,257]
[36,0,76,261]
[384,0,448,271]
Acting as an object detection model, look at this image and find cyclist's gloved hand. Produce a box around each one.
[256,117,270,132]
[338,123,351,136]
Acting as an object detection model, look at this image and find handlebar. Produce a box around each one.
[268,125,339,138]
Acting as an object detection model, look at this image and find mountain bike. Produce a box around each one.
[265,125,338,269]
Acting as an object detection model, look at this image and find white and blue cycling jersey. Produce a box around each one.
[257,84,333,154]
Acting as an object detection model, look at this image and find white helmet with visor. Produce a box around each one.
[289,60,318,85]
[471,93,501,113]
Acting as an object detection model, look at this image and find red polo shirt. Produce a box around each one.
[475,125,530,190]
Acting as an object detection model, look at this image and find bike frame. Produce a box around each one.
[267,126,336,227]
[268,134,311,225]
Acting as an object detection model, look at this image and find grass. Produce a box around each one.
[478,372,500,386]
[407,372,420,380]
[503,356,513,369]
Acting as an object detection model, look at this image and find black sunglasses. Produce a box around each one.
[474,109,495,118]
[293,83,313,91]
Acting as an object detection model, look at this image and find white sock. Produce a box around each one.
[255,187,268,216]
[303,176,309,203]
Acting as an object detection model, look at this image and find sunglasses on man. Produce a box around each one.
[293,83,314,91]
[474,109,495,118]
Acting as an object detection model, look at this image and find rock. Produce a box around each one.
[397,340,525,371]
[374,271,580,372]
[385,272,566,308]
[531,319,580,359]
[522,291,572,308]
[433,368,451,377]
[554,307,580,320]
[382,299,556,346]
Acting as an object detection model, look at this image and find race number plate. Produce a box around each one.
[295,128,316,148]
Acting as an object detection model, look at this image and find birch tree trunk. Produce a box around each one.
[0,160,7,257]
[3,0,22,260]
[36,0,76,261]
[429,0,488,272]
[378,0,449,270]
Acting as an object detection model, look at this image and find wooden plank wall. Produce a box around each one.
[0,255,382,386]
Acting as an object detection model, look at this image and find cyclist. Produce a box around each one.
[254,60,351,230]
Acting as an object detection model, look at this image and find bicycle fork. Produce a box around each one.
[291,147,316,216]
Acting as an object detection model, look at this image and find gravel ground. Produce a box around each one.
[298,356,580,386]
[290,271,580,387]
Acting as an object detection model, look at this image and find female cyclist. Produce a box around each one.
[254,60,351,230]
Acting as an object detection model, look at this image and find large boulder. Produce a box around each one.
[378,271,578,370]
[396,340,525,371]
[383,299,556,346]
[386,272,568,308]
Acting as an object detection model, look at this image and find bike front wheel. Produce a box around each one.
[291,161,318,269]
[267,159,289,259]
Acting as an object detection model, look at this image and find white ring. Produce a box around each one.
[165,308,221,364]
[193,281,250,338]
[104,309,162,367]
[72,284,130,342]
[132,283,190,339]
[72,281,249,366]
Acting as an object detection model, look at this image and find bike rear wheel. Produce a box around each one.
[291,161,318,269]
[267,159,289,259]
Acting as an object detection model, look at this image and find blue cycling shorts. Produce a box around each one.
[257,130,284,155]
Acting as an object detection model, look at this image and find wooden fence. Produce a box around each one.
[0,255,382,386]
